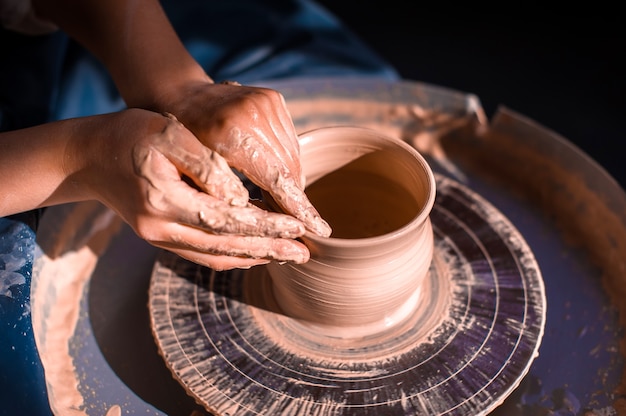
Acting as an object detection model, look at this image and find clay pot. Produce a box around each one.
[266,126,436,334]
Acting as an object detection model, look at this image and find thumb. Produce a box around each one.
[159,113,249,206]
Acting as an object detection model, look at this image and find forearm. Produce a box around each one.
[32,0,211,109]
[0,119,90,216]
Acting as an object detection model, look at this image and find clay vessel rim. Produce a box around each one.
[300,125,436,247]
[303,178,436,247]
[303,198,434,246]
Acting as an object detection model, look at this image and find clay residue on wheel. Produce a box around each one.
[440,109,626,409]
[32,202,124,415]
[286,97,481,183]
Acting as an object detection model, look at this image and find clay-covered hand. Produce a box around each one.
[29,0,329,237]
[155,81,332,238]
[71,109,311,270]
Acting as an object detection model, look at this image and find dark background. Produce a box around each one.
[317,4,626,187]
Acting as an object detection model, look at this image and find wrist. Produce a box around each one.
[129,67,214,113]
[59,117,100,200]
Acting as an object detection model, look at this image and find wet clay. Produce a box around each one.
[305,151,421,239]
[267,126,436,330]
[32,202,123,415]
[440,111,626,410]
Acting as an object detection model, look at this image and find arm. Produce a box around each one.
[32,0,206,109]
[0,116,83,214]
[31,0,331,237]
[0,109,309,270]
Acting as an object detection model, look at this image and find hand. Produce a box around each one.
[70,109,310,270]
[30,0,330,237]
[153,81,332,238]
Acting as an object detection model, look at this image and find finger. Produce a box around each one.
[193,200,307,238]
[265,89,300,167]
[159,113,249,206]
[162,246,270,271]
[152,222,310,264]
[279,126,307,190]
[266,170,332,237]
[139,144,308,238]
[164,184,307,238]
[221,129,331,237]
[212,91,301,183]
[269,114,305,189]
[272,90,301,157]
[227,86,301,166]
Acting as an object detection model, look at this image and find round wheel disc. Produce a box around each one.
[149,175,546,416]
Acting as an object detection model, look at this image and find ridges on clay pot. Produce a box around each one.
[266,126,436,336]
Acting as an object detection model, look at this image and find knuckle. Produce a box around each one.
[145,186,168,212]
[132,216,161,243]
[240,88,281,110]
[197,209,229,234]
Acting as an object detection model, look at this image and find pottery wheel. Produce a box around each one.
[148,174,546,416]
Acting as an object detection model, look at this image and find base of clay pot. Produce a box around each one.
[149,175,546,416]
[276,283,428,341]
[240,248,451,360]
[254,263,445,342]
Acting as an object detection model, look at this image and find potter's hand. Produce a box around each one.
[156,81,332,238]
[30,0,330,237]
[74,109,310,270]
[29,0,329,236]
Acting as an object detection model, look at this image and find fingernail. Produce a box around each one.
[228,192,249,207]
[272,176,331,237]
[225,179,249,207]
[278,241,310,264]
[305,208,332,238]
